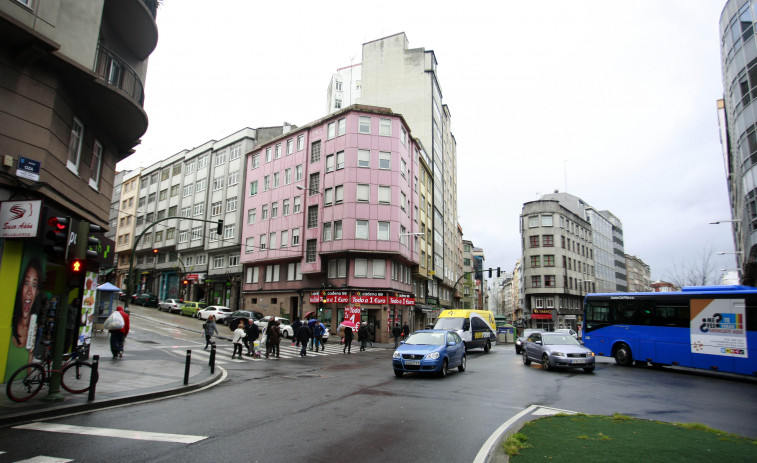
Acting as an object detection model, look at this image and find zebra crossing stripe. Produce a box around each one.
[12,456,72,463]
[14,423,207,444]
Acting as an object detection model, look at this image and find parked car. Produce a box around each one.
[255,316,290,334]
[158,299,184,313]
[515,328,545,354]
[197,306,233,323]
[392,329,466,378]
[133,294,159,308]
[554,328,578,339]
[521,332,595,373]
[227,310,265,330]
[180,301,208,317]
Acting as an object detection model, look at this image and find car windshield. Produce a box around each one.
[405,332,445,346]
[541,335,580,346]
[434,318,464,330]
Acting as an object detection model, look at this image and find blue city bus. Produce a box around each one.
[583,285,756,376]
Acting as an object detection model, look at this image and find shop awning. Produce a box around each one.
[531,314,552,319]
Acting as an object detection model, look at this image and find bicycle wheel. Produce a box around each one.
[6,363,46,402]
[61,361,93,394]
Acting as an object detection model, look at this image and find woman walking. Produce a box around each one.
[358,322,368,352]
[203,315,219,349]
[232,321,245,359]
[265,318,281,358]
[343,325,354,354]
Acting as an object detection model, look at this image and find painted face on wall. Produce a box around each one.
[21,266,39,318]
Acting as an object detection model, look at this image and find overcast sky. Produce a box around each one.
[117,0,736,283]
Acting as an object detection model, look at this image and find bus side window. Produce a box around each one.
[463,319,470,331]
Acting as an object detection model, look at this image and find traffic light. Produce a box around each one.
[71,259,84,273]
[497,267,501,277]
[45,216,72,258]
[488,268,493,278]
[183,279,188,286]
[75,221,103,259]
[153,248,159,254]
[216,220,223,235]
[67,258,86,287]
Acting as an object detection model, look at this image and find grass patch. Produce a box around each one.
[509,414,757,463]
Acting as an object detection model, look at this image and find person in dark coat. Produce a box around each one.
[265,319,281,358]
[109,306,130,359]
[392,323,402,348]
[296,322,312,357]
[343,325,354,354]
[244,319,260,356]
[358,322,369,352]
[291,317,302,347]
[203,315,219,349]
[402,322,410,340]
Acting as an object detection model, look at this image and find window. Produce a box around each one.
[196,178,206,192]
[311,141,321,163]
[335,185,344,204]
[377,221,390,240]
[400,158,407,178]
[292,228,300,246]
[356,220,369,239]
[400,192,407,211]
[263,175,270,191]
[228,171,239,186]
[159,189,167,201]
[214,255,225,269]
[268,232,276,249]
[170,185,180,197]
[379,151,391,170]
[191,227,202,240]
[323,222,332,241]
[309,173,320,195]
[282,199,290,216]
[247,208,256,224]
[337,118,346,136]
[265,147,272,163]
[293,196,301,213]
[157,210,166,220]
[324,188,334,206]
[138,197,146,208]
[379,118,391,136]
[545,275,556,287]
[252,153,260,168]
[169,205,177,216]
[198,155,208,169]
[327,122,336,139]
[287,139,293,155]
[373,259,386,278]
[357,184,370,202]
[213,177,224,191]
[359,116,370,134]
[275,144,282,159]
[528,216,539,228]
[155,230,163,242]
[530,256,541,267]
[326,154,335,173]
[259,234,267,250]
[354,258,368,277]
[297,135,304,151]
[358,149,370,168]
[544,255,555,267]
[273,172,280,188]
[531,276,542,288]
[183,185,193,197]
[89,141,103,189]
[161,169,169,181]
[328,258,347,278]
[307,205,318,228]
[211,201,223,216]
[193,203,204,216]
[542,235,554,247]
[226,197,237,212]
[215,151,226,166]
[230,143,242,160]
[261,205,268,220]
[287,262,302,281]
[281,229,289,247]
[67,118,84,173]
[306,240,317,263]
[271,201,278,218]
[336,151,344,170]
[529,236,539,247]
[246,237,255,253]
[401,127,407,146]
[285,168,292,185]
[334,99,342,109]
[334,220,342,240]
[295,164,303,181]
[229,254,239,267]
[249,180,258,196]
[541,215,553,227]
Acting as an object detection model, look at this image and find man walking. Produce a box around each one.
[109,306,130,359]
[296,322,312,357]
[244,319,260,356]
[392,323,402,349]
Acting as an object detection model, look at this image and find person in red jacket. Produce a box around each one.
[109,306,130,359]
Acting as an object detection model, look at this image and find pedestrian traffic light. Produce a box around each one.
[216,220,223,235]
[67,258,86,287]
[488,268,493,278]
[71,259,84,273]
[74,221,103,259]
[497,267,501,278]
[45,216,72,258]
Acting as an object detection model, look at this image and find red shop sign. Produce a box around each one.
[350,291,387,305]
[309,291,349,304]
[388,293,415,306]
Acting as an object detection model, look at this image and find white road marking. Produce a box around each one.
[14,457,72,463]
[14,423,207,444]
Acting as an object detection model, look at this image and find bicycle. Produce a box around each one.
[6,343,95,402]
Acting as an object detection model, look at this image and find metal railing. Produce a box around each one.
[93,43,145,107]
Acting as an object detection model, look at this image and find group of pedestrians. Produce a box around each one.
[231,318,279,358]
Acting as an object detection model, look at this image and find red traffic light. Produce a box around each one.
[71,259,84,272]
[153,249,159,254]
[183,280,188,285]
[48,216,68,230]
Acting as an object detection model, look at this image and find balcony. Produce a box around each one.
[94,44,144,107]
[103,0,159,60]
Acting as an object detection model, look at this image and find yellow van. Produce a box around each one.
[434,309,496,352]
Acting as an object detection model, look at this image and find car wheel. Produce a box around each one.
[484,340,491,353]
[394,369,404,378]
[438,359,448,378]
[583,366,595,373]
[515,346,521,354]
[522,351,531,365]
[541,354,551,371]
[458,354,466,372]
[614,343,633,367]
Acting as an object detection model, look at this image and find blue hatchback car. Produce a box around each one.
[392,329,466,378]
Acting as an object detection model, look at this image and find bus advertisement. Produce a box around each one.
[583,285,756,376]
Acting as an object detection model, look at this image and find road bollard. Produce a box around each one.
[88,355,99,401]
[209,342,216,374]
[184,350,191,385]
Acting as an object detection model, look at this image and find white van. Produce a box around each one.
[433,309,496,352]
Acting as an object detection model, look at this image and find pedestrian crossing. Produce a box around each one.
[171,341,382,364]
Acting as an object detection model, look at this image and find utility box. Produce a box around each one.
[497,324,514,343]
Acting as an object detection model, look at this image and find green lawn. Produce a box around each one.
[506,413,757,463]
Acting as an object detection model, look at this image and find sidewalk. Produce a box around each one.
[0,327,222,427]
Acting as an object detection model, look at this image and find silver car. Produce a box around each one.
[522,332,595,372]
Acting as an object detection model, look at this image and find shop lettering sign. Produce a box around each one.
[389,293,415,306]
[309,290,350,304]
[351,291,387,304]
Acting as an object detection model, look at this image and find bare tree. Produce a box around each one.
[665,244,717,288]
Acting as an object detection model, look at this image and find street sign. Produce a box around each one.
[16,156,41,181]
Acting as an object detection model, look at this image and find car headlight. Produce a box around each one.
[552,352,565,357]
[588,352,595,357]
[425,352,440,360]
[515,340,522,346]
[393,351,401,359]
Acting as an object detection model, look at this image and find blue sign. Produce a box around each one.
[17,156,41,181]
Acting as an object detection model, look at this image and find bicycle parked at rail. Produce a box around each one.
[6,342,94,402]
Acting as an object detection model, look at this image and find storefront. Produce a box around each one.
[531,308,554,330]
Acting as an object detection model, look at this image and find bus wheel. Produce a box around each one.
[484,340,491,353]
[614,343,633,367]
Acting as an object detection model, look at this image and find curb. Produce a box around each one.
[0,368,224,428]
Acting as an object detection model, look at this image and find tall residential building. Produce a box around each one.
[718,1,757,285]
[461,240,476,310]
[115,127,284,308]
[520,198,594,331]
[329,33,461,317]
[473,246,486,310]
[0,0,157,377]
[326,63,361,114]
[625,254,651,292]
[240,105,421,344]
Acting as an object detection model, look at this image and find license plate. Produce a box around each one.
[404,360,420,365]
[572,359,585,365]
